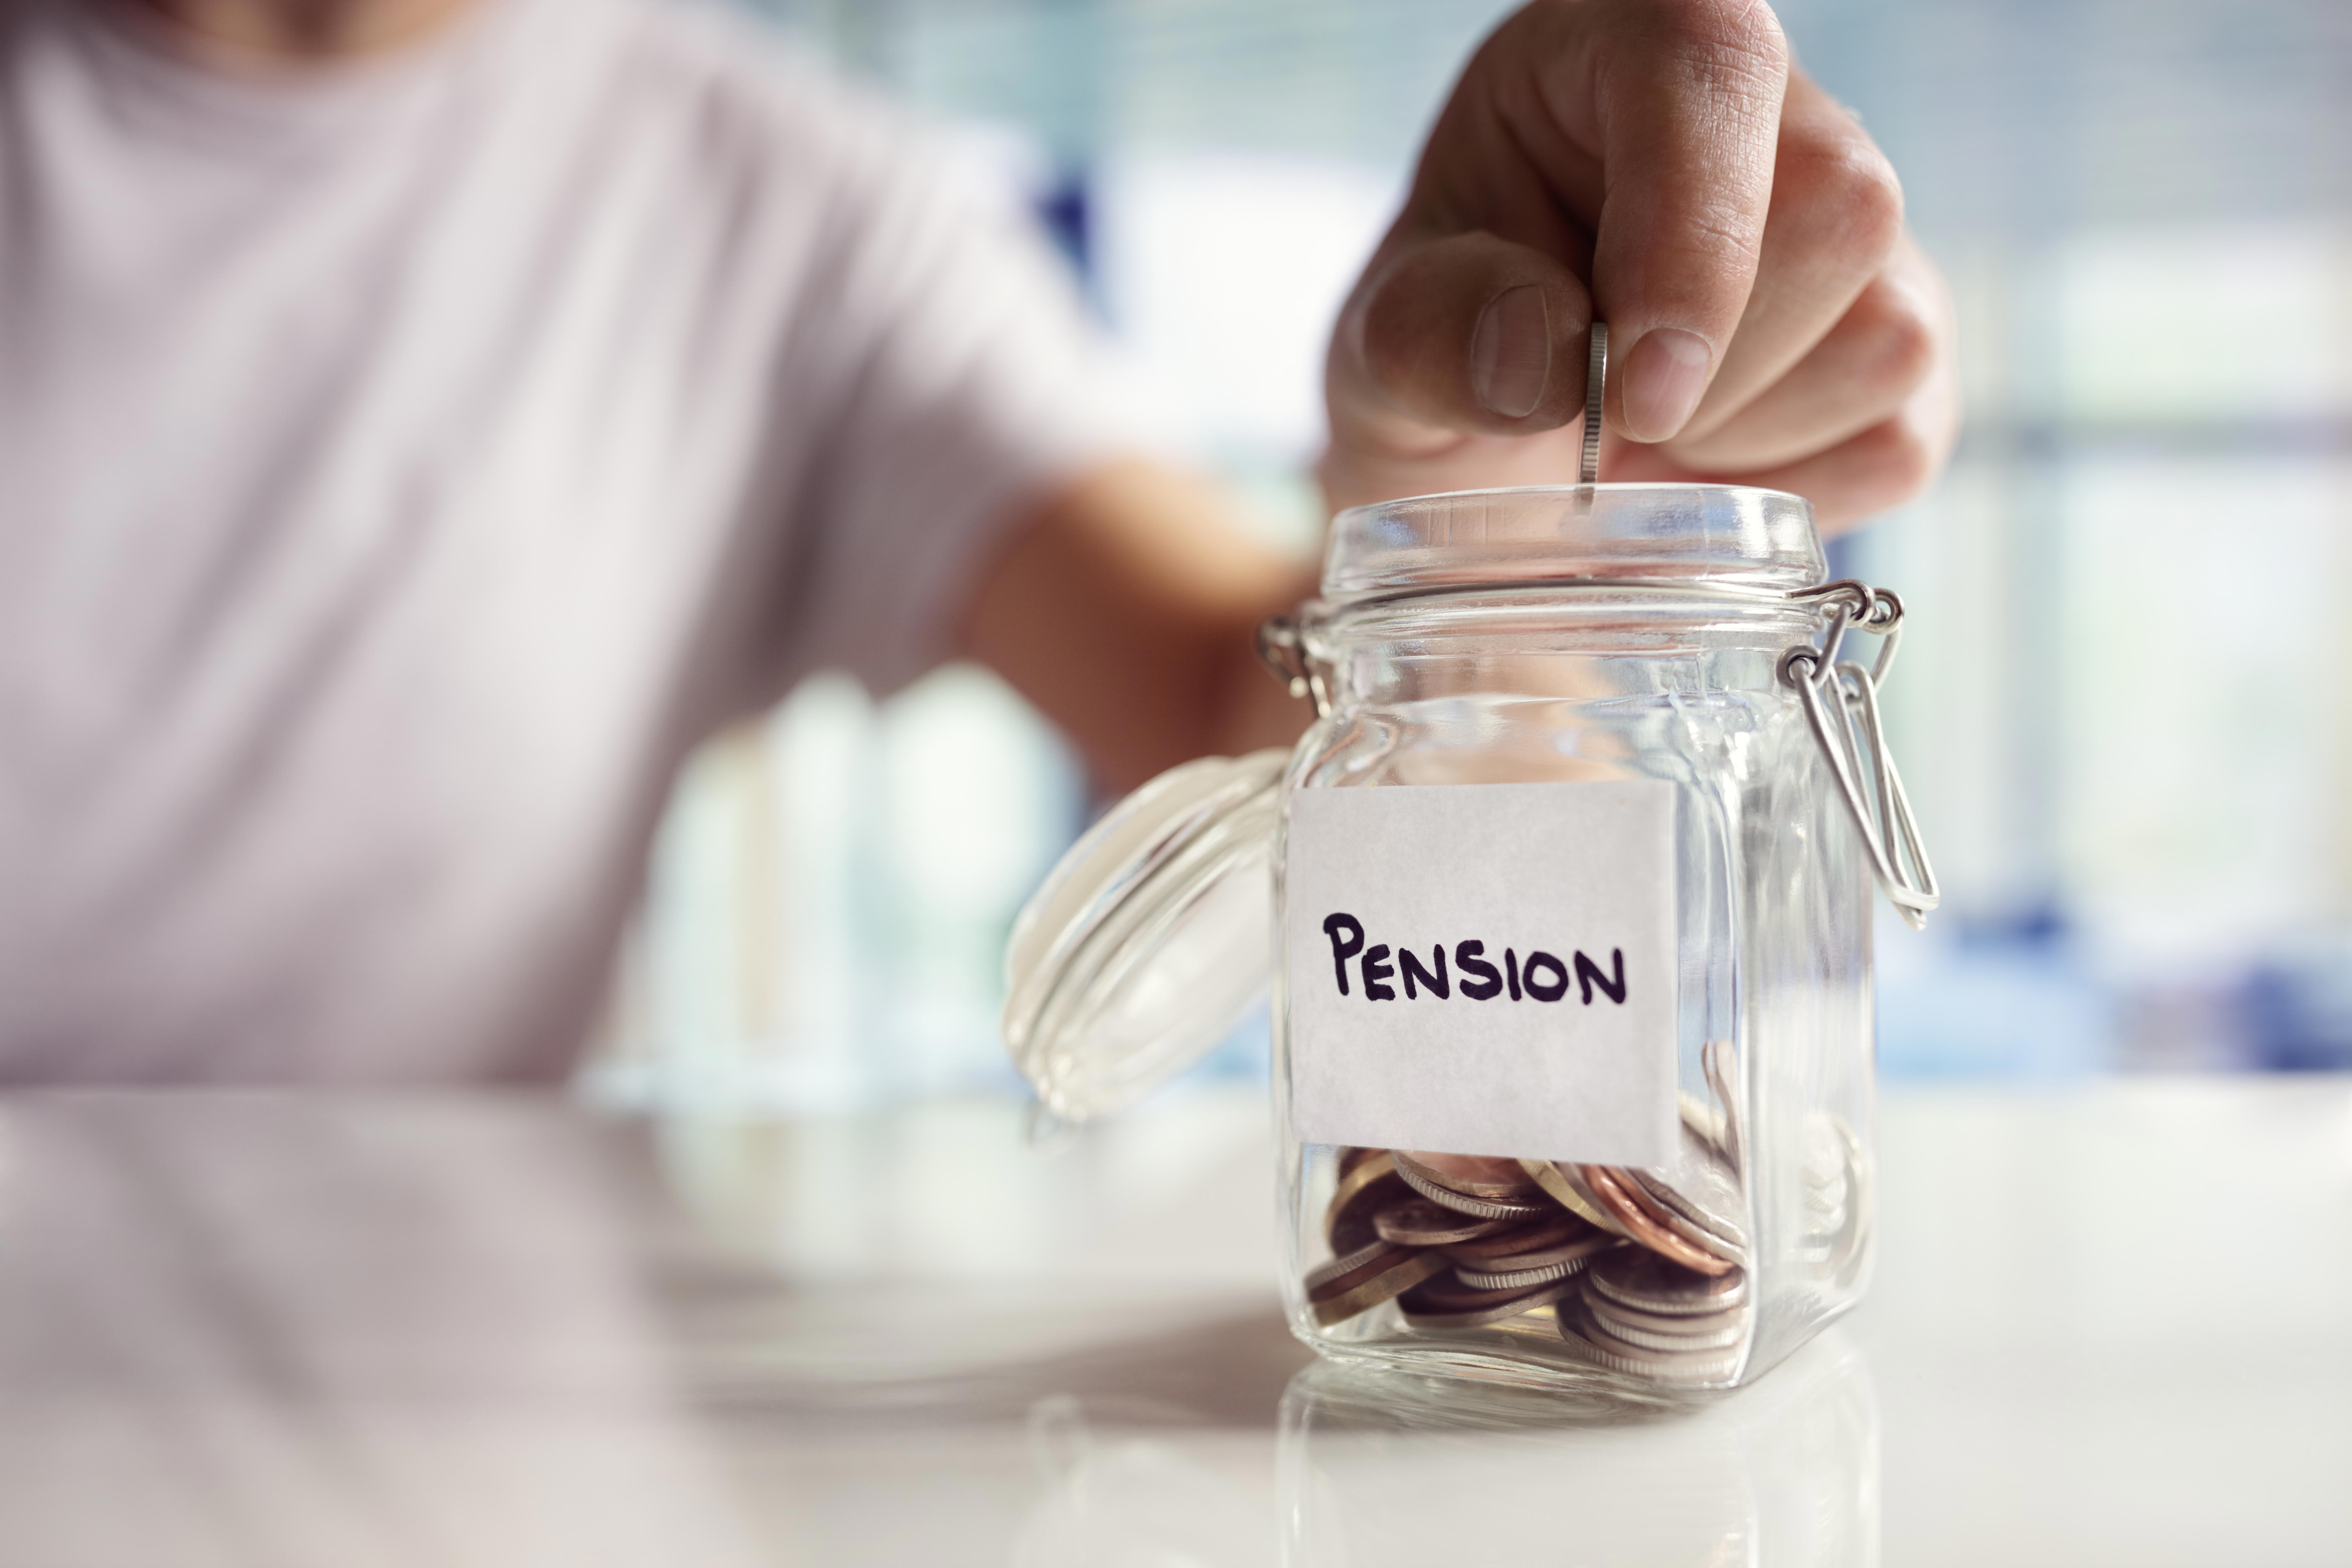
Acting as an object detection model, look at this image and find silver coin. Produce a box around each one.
[1579,320,1607,485]
[1582,1301,1746,1354]
[1559,1298,1742,1384]
[1399,1274,1576,1331]
[1448,1223,1618,1274]
[1392,1151,1546,1201]
[1453,1250,1602,1291]
[1581,1281,1743,1336]
[1442,1214,1591,1262]
[1394,1158,1550,1220]
[1374,1198,1517,1249]
[1587,1246,1749,1316]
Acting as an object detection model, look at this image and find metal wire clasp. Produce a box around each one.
[1255,614,1332,718]
[1779,580,1941,930]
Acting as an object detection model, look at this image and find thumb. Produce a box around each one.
[1332,228,1595,440]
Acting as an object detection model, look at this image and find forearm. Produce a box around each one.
[961,457,1318,792]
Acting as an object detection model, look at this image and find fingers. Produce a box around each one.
[1663,235,1946,473]
[1566,0,1793,441]
[1335,228,1595,444]
[1672,69,1907,446]
[1604,351,1959,533]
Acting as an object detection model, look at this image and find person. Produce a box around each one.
[0,0,1957,1081]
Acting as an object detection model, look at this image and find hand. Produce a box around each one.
[1322,0,1958,532]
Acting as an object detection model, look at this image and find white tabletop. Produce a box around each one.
[0,1080,2344,1567]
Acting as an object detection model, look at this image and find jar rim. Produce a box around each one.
[1323,483,1823,604]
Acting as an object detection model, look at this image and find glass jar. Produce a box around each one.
[1004,483,1935,1398]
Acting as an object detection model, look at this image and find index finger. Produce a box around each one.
[1551,0,1791,441]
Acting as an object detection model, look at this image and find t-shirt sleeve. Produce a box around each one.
[759,103,1137,699]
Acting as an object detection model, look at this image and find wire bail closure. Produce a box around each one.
[1257,571,1940,930]
[1779,580,1941,930]
[1255,614,1331,718]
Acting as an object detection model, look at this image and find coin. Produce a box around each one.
[1398,1273,1577,1331]
[1392,1151,1545,1201]
[1558,1297,1741,1384]
[1337,1145,1383,1178]
[1305,1238,1398,1297]
[1678,1090,1731,1164]
[1457,1226,1618,1273]
[1326,1152,1409,1254]
[1585,1246,1749,1316]
[1582,1306,1745,1355]
[1702,1039,1743,1170]
[1577,1165,1736,1277]
[1582,1287,1743,1342]
[1394,1157,1550,1220]
[1310,1246,1450,1327]
[1441,1214,1590,1261]
[1515,1158,1633,1236]
[1373,1198,1517,1248]
[1579,320,1607,485]
[1453,1247,1607,1291]
[1632,1118,1747,1250]
[1621,1166,1746,1267]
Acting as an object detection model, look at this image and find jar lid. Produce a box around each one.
[1321,483,1822,603]
[1002,748,1289,1122]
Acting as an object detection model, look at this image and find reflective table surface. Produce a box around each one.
[0,1080,2345,1566]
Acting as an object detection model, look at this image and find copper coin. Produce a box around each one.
[1441,1214,1591,1261]
[1585,1246,1748,1315]
[1398,1274,1576,1330]
[1392,1151,1544,1201]
[1517,1158,1635,1238]
[1578,1165,1736,1277]
[1621,1168,1745,1266]
[1373,1198,1516,1248]
[1337,1145,1385,1178]
[1310,1247,1449,1327]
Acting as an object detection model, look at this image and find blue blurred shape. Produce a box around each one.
[1875,906,2115,1079]
[2242,935,2352,1072]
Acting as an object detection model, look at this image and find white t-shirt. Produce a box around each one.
[0,0,1127,1081]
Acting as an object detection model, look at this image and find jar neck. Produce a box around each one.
[1299,584,1822,711]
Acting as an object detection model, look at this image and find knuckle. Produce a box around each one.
[1782,134,1905,264]
[1856,414,1937,506]
[1845,276,1939,400]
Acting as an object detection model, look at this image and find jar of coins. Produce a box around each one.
[1005,468,1935,1396]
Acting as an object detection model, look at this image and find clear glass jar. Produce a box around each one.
[1004,482,1934,1398]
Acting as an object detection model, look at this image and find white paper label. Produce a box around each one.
[1283,781,1677,1168]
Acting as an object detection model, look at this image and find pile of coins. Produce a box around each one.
[1304,1106,1759,1386]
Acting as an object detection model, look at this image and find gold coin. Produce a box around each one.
[1517,1158,1635,1238]
[1309,1247,1448,1327]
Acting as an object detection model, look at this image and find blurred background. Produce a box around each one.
[583,0,2352,1112]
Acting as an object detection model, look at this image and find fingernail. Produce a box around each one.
[1621,327,1714,441]
[1470,284,1550,419]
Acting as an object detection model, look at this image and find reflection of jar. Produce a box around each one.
[1005,485,1935,1396]
[1277,1331,1880,1566]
